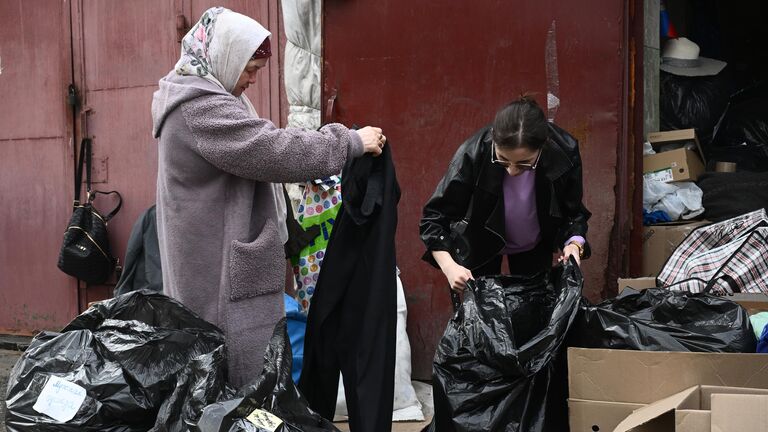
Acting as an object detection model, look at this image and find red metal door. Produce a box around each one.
[0,1,78,333]
[69,0,180,305]
[0,0,285,334]
[71,0,284,306]
[322,1,629,378]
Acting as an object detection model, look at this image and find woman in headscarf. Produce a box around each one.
[151,7,385,387]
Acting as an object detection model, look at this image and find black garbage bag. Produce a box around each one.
[424,261,583,432]
[710,83,768,171]
[699,171,768,222]
[660,71,730,148]
[4,290,229,432]
[573,288,756,353]
[192,318,338,432]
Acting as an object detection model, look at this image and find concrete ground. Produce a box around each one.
[334,380,433,431]
[1,349,23,432]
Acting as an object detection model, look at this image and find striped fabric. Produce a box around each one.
[658,209,768,294]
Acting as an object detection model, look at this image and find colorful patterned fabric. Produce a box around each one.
[659,209,768,294]
[292,180,343,311]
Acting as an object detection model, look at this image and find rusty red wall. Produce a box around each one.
[0,1,78,332]
[323,1,627,378]
[0,0,285,331]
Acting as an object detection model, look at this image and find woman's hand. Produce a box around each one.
[355,126,386,156]
[432,251,474,291]
[561,243,582,266]
[444,263,474,292]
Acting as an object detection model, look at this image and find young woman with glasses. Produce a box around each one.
[420,95,591,292]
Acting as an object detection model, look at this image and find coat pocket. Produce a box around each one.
[229,223,283,302]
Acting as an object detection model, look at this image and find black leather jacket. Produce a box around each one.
[420,122,591,271]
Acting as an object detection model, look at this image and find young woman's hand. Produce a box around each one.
[561,243,582,266]
[432,250,474,291]
[355,126,385,156]
[444,263,474,292]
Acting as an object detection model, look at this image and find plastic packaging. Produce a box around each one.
[192,318,339,432]
[643,178,704,220]
[424,261,583,432]
[573,288,756,353]
[660,71,730,147]
[711,83,768,171]
[5,290,229,432]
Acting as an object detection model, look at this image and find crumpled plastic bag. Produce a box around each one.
[424,261,583,432]
[4,290,230,432]
[192,318,339,432]
[710,83,768,171]
[572,288,756,353]
[644,178,704,220]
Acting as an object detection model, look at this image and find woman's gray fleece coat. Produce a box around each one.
[151,73,362,388]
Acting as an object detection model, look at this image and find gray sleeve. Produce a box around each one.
[181,94,362,182]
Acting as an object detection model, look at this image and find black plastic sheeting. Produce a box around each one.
[710,83,768,171]
[699,171,768,222]
[424,261,583,432]
[660,71,731,148]
[573,288,756,353]
[4,290,232,432]
[192,318,339,432]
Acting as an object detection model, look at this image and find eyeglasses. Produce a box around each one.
[491,143,542,171]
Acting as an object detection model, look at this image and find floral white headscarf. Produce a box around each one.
[175,7,271,95]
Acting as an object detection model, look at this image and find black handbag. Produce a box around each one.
[58,138,122,284]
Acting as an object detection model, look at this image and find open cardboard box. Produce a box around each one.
[568,348,768,432]
[644,129,707,183]
[614,385,768,432]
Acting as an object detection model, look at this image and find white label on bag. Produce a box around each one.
[246,409,284,431]
[644,168,674,183]
[33,376,86,422]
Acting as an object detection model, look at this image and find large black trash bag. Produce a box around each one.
[699,171,768,222]
[424,261,583,432]
[710,83,768,171]
[4,290,229,432]
[573,288,756,353]
[660,71,730,148]
[154,345,236,431]
[192,318,339,432]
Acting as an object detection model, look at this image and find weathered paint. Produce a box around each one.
[2,0,284,329]
[0,0,78,332]
[72,0,285,307]
[323,1,628,378]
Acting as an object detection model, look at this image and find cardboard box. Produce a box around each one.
[614,385,768,432]
[711,393,768,432]
[642,221,709,276]
[644,148,705,183]
[618,277,657,293]
[569,399,642,432]
[645,129,707,183]
[567,348,768,432]
[647,129,707,165]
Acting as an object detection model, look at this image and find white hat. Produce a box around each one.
[661,37,726,77]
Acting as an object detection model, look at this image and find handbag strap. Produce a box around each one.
[73,138,91,205]
[90,190,123,222]
[75,138,123,221]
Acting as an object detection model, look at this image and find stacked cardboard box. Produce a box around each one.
[568,348,768,432]
[642,130,709,277]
